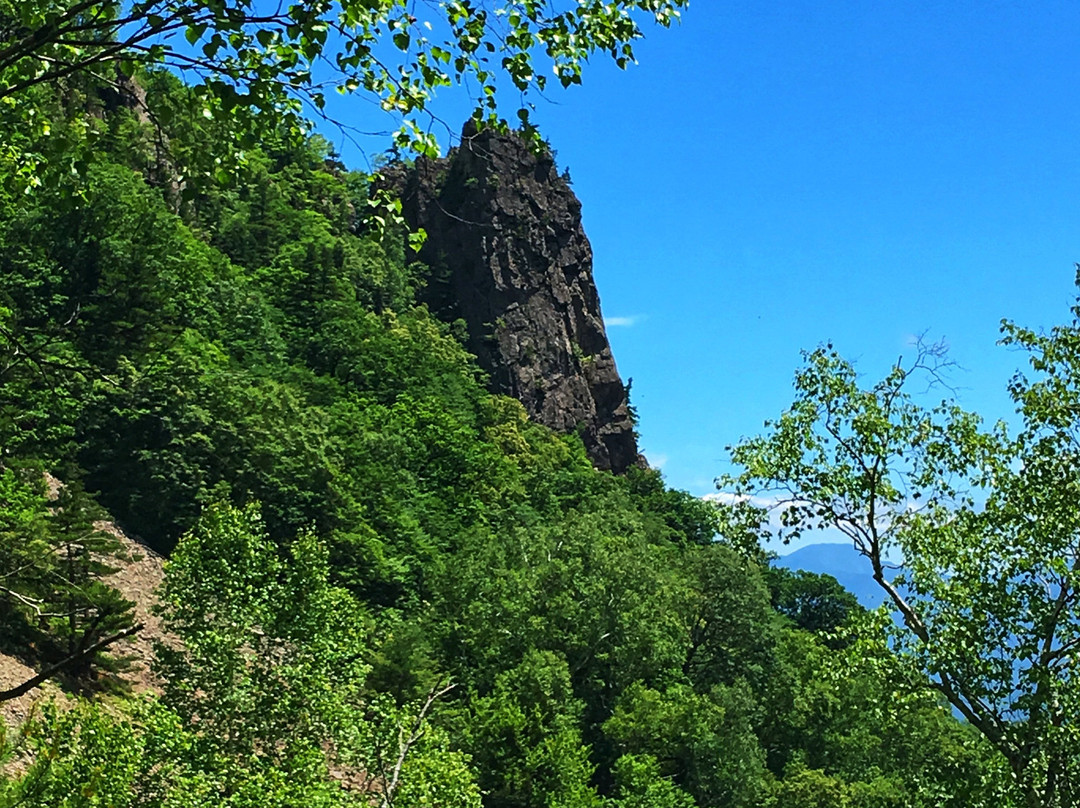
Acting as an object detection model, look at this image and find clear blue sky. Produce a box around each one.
[328,0,1080,498]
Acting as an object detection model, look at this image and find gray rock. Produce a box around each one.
[385,124,641,473]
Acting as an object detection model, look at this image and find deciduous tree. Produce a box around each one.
[724,278,1080,807]
[0,0,689,196]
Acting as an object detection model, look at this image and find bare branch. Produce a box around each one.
[380,681,455,808]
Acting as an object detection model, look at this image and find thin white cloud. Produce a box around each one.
[705,492,853,554]
[705,491,919,557]
[704,491,798,510]
[604,315,638,327]
[645,452,668,469]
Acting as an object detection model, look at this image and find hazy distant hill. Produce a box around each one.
[776,543,896,608]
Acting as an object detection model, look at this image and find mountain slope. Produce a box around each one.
[777,543,893,608]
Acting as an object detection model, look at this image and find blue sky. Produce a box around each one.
[326,1,1080,502]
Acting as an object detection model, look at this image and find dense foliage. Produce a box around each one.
[0,0,687,203]
[0,53,1037,808]
[726,323,1080,808]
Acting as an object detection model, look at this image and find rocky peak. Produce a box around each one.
[386,124,641,473]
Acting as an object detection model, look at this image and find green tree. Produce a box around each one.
[0,0,689,197]
[154,502,373,776]
[154,501,481,806]
[463,649,602,808]
[765,566,862,639]
[605,680,768,808]
[607,754,695,808]
[679,542,775,693]
[0,499,482,807]
[724,278,1080,806]
[39,480,136,679]
[0,466,53,643]
[0,467,138,700]
[757,624,1010,807]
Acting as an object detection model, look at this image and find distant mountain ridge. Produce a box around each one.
[777,542,894,608]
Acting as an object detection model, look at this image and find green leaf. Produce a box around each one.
[407,228,428,252]
[185,23,208,44]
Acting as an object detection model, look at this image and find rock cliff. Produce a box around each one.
[385,124,640,473]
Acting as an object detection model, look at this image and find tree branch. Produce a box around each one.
[0,623,141,702]
[380,681,455,808]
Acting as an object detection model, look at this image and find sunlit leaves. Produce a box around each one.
[724,283,1080,806]
[0,0,689,176]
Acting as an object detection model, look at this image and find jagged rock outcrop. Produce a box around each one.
[385,123,640,473]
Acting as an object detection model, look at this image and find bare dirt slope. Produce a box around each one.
[94,518,168,690]
[0,478,168,726]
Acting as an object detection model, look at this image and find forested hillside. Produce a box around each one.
[4,0,1070,800]
[0,64,1022,807]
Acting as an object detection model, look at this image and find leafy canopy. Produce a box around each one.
[0,0,688,197]
[724,276,1080,807]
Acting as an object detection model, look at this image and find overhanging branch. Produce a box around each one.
[0,623,142,702]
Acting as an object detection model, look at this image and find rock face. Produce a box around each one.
[386,124,640,473]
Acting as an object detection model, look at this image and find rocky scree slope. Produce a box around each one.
[384,124,641,473]
[0,477,166,727]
